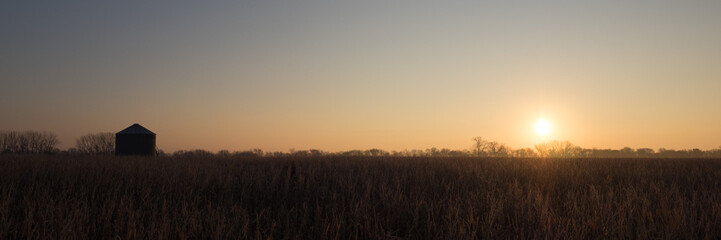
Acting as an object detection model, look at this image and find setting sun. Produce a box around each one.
[535,119,551,136]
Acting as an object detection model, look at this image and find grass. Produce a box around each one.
[1,155,721,239]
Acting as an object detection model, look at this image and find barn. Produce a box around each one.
[115,123,156,156]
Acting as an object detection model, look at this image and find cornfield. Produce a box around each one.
[1,155,720,239]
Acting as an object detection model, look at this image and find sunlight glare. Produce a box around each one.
[535,119,551,136]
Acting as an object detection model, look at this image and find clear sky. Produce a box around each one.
[2,1,721,152]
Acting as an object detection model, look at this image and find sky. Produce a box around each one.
[2,1,721,152]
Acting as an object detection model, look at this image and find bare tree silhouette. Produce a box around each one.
[0,131,58,154]
[76,132,115,154]
[472,137,511,157]
[472,136,485,156]
[534,140,581,158]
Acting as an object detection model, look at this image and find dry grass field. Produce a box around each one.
[1,155,721,239]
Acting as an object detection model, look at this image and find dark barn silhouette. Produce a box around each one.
[115,124,156,156]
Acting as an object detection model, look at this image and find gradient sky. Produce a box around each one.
[2,1,721,152]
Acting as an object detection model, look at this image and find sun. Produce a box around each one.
[535,119,551,136]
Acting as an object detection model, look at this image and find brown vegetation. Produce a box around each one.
[1,155,721,239]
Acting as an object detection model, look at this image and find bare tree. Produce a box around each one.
[534,140,581,158]
[76,132,115,154]
[472,136,486,156]
[485,141,511,157]
[0,131,58,154]
[472,137,511,157]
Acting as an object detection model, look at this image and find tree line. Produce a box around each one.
[0,131,114,155]
[0,131,59,154]
[190,137,721,158]
[2,131,721,158]
[173,138,721,159]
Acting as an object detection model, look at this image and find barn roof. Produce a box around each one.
[117,124,155,135]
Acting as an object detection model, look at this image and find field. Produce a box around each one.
[1,155,721,239]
